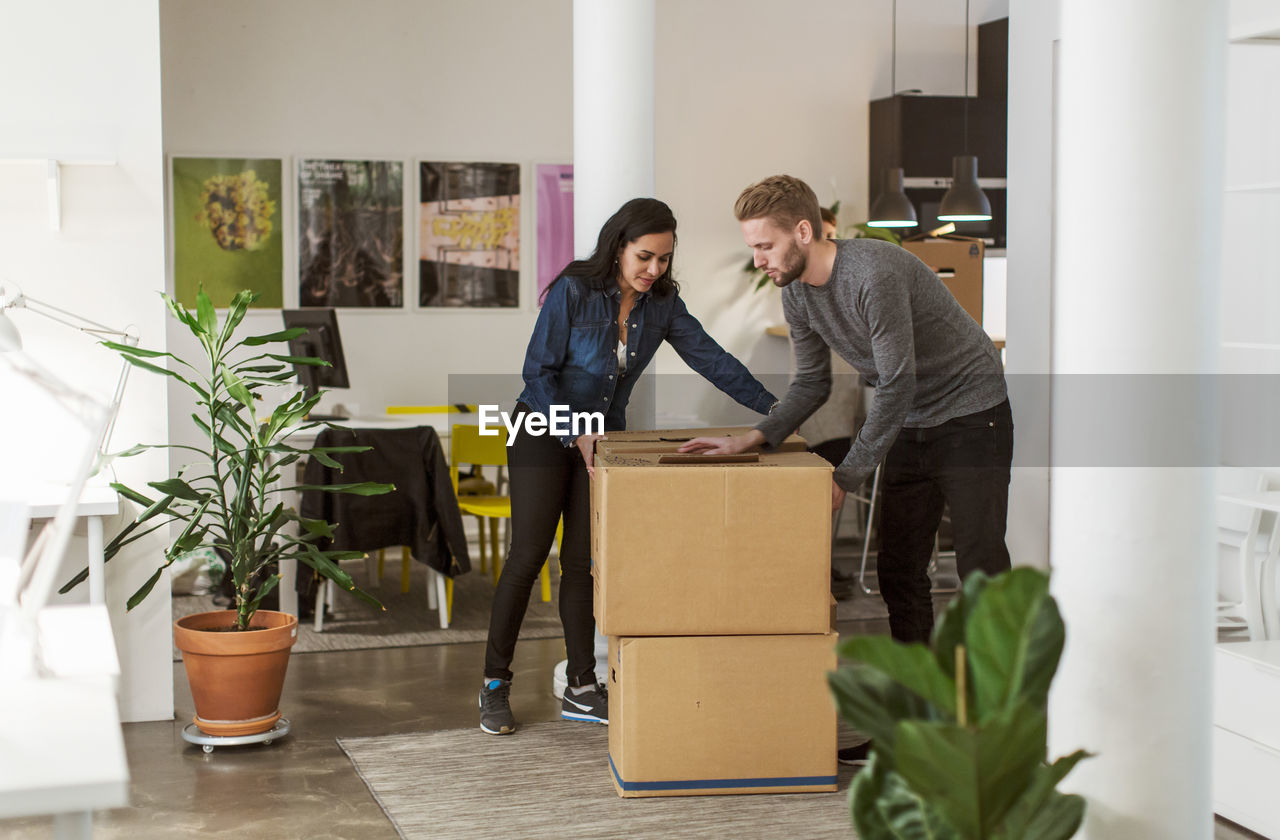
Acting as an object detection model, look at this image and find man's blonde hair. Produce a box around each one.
[734,175,823,236]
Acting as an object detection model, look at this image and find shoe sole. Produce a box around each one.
[837,758,868,766]
[561,711,608,724]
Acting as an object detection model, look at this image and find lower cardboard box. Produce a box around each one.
[608,632,838,797]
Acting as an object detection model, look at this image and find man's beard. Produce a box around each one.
[772,240,807,288]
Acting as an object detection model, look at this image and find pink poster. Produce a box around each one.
[536,164,574,306]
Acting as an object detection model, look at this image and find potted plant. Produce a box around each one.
[828,567,1092,839]
[60,288,391,738]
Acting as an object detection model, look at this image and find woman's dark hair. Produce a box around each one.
[542,197,679,303]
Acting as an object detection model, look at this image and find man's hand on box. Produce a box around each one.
[575,434,604,478]
[677,429,764,455]
[832,481,846,513]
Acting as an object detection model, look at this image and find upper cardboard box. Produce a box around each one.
[592,448,833,636]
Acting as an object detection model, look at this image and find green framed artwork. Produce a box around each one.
[171,156,284,308]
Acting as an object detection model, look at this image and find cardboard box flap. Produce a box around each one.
[599,426,807,454]
[597,449,830,471]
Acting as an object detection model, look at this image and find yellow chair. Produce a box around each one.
[449,423,555,601]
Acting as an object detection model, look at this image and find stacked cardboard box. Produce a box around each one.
[592,427,838,797]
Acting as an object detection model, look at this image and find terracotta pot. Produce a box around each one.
[174,610,298,737]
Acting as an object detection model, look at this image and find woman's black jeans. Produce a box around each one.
[877,399,1014,643]
[483,406,596,686]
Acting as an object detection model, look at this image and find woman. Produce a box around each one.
[479,198,778,735]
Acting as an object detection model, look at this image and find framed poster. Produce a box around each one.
[418,161,520,308]
[171,156,284,308]
[536,164,573,306]
[298,159,404,307]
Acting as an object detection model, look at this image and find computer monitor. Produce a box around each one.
[281,309,349,408]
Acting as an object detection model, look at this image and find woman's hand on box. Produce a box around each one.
[575,434,604,478]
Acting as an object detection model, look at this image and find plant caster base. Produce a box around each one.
[181,718,291,753]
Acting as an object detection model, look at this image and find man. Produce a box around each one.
[681,174,1012,644]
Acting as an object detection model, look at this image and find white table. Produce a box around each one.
[0,481,119,605]
[1219,490,1280,639]
[276,415,459,616]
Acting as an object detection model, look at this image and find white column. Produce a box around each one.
[573,0,656,430]
[569,0,656,689]
[572,0,655,255]
[1050,2,1225,839]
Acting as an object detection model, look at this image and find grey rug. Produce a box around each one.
[171,561,563,658]
[338,722,859,840]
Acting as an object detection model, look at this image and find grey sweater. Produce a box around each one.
[755,238,1007,491]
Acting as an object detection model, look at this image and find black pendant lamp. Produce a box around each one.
[868,168,918,228]
[938,0,992,222]
[868,2,918,229]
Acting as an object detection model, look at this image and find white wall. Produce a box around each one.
[0,0,172,721]
[160,0,1008,426]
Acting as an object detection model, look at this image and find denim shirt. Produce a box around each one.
[518,275,777,446]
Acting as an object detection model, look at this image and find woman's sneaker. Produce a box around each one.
[837,742,871,766]
[479,679,516,735]
[561,682,609,724]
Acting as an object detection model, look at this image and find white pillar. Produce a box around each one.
[572,0,655,254]
[573,0,656,430]
[568,0,655,691]
[1050,2,1225,838]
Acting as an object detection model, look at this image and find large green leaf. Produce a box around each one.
[220,369,256,412]
[933,571,988,681]
[994,750,1091,839]
[828,663,934,759]
[840,636,957,717]
[852,753,961,840]
[1021,791,1087,840]
[162,292,199,332]
[267,352,331,367]
[295,516,336,539]
[100,341,196,373]
[965,567,1064,723]
[240,326,307,346]
[216,290,256,348]
[894,702,1048,839]
[117,354,208,400]
[195,288,217,340]
[126,568,165,611]
[292,481,395,496]
[147,479,204,502]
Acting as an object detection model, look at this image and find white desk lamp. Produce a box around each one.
[0,283,136,623]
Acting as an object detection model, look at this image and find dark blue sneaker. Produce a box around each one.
[479,678,516,735]
[561,682,608,724]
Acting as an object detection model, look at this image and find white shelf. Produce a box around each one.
[1226,181,1280,193]
[1230,0,1280,44]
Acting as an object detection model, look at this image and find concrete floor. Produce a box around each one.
[0,577,1268,839]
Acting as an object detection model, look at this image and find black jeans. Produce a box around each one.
[483,406,596,686]
[878,399,1013,643]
